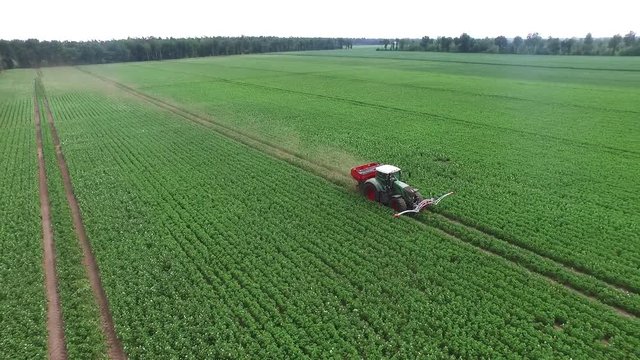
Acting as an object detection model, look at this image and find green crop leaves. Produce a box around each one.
[0,71,47,358]
[34,64,640,359]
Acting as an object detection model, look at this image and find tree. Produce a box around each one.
[437,37,453,52]
[609,34,623,54]
[472,37,493,52]
[560,38,576,54]
[525,33,542,54]
[382,39,389,50]
[547,37,560,55]
[454,33,473,52]
[512,36,524,53]
[623,31,636,47]
[494,36,508,53]
[583,33,594,55]
[399,38,408,51]
[420,36,430,50]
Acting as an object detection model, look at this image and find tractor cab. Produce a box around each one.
[375,164,402,186]
[350,162,454,217]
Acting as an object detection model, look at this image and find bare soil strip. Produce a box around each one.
[78,68,637,319]
[34,93,68,360]
[39,86,126,360]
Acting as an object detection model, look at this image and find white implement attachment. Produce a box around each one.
[393,192,454,218]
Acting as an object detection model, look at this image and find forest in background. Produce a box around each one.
[378,32,640,56]
[0,36,350,69]
[2,31,638,71]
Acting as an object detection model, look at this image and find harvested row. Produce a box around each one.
[42,72,640,359]
[0,70,47,359]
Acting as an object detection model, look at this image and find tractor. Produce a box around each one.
[350,162,453,217]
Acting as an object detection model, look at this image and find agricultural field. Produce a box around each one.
[0,48,638,358]
[0,69,47,358]
[86,49,640,294]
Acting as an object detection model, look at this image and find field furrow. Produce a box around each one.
[38,66,640,358]
[34,92,69,359]
[79,67,640,316]
[38,81,125,359]
[82,50,639,293]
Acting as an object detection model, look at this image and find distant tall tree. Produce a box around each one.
[546,37,560,55]
[437,37,453,52]
[560,38,576,54]
[382,39,390,50]
[494,36,508,53]
[399,38,408,50]
[511,36,524,53]
[609,34,623,54]
[583,33,594,55]
[525,33,542,54]
[420,36,430,50]
[454,33,473,52]
[623,31,636,46]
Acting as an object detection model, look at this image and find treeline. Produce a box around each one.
[0,36,350,69]
[379,31,640,56]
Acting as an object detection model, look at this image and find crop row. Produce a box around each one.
[79,66,640,316]
[35,79,109,359]
[85,56,640,292]
[0,70,47,359]
[42,74,640,359]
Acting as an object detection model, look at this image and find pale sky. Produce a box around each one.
[2,0,638,41]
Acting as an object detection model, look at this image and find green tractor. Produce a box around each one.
[351,162,453,217]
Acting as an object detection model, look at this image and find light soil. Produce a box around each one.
[41,89,126,360]
[34,95,68,360]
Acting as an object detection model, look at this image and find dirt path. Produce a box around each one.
[39,87,126,360]
[34,93,68,360]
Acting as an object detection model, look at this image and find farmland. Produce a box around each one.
[0,48,639,358]
[0,69,47,358]
[86,49,640,294]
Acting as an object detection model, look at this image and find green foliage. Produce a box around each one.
[0,70,47,358]
[35,63,640,358]
[394,31,639,55]
[2,48,639,358]
[86,49,640,296]
[0,37,344,68]
[38,93,108,359]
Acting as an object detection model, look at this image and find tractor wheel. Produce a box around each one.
[390,197,407,212]
[363,182,379,202]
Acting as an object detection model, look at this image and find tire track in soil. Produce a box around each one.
[77,68,637,319]
[281,53,640,73]
[34,90,69,360]
[126,63,640,157]
[181,62,640,116]
[38,79,126,360]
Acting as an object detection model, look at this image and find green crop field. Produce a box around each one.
[1,48,638,358]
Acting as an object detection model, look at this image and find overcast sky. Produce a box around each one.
[2,0,638,41]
